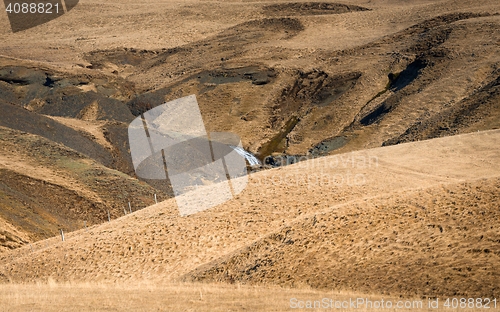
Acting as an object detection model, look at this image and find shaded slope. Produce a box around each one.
[0,126,168,249]
[0,99,113,168]
[0,168,107,242]
[0,64,139,176]
[383,74,500,145]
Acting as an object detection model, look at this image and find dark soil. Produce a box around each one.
[0,99,114,167]
[0,66,135,121]
[383,75,500,145]
[198,66,276,89]
[271,70,361,128]
[389,59,427,92]
[309,136,348,155]
[263,2,370,16]
[359,56,433,126]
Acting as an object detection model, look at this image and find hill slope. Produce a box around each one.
[1,130,498,298]
[0,126,167,250]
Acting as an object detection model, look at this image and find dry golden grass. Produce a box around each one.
[0,281,451,312]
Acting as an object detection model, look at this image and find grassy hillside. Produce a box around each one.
[1,130,498,298]
[0,127,168,249]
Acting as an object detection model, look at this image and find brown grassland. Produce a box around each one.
[0,0,499,310]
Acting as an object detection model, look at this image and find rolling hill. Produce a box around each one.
[1,130,498,299]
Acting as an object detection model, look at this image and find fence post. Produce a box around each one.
[128,201,132,213]
[107,210,111,222]
[60,229,65,242]
[154,194,157,204]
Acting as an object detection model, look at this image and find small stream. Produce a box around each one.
[231,146,261,167]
